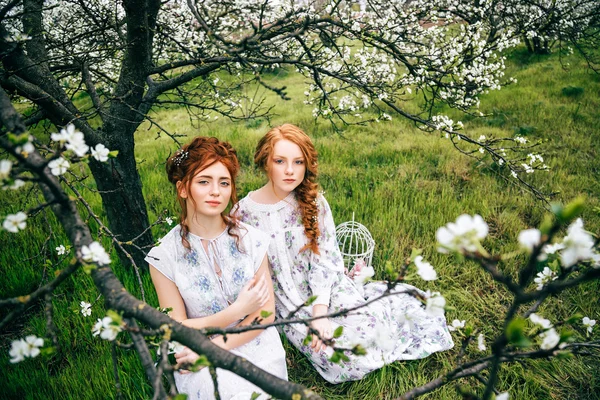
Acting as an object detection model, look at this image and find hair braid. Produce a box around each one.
[255,124,321,254]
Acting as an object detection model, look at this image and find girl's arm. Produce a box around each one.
[149,265,268,330]
[211,255,276,350]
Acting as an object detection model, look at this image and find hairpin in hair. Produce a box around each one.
[174,150,189,166]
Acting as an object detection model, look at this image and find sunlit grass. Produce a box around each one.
[1,46,599,399]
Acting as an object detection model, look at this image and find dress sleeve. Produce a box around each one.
[308,194,345,307]
[145,244,175,282]
[242,224,270,274]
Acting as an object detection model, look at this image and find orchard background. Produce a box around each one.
[1,0,600,399]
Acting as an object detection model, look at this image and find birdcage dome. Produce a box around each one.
[335,215,375,271]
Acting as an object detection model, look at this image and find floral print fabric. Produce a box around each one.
[145,223,288,399]
[236,193,454,383]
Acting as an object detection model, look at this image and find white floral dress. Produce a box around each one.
[235,193,453,384]
[145,223,288,399]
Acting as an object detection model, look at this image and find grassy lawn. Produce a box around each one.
[1,46,599,399]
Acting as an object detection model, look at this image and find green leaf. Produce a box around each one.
[189,355,210,371]
[566,313,584,324]
[329,351,341,363]
[385,261,395,279]
[172,394,188,400]
[560,197,585,222]
[82,263,96,275]
[106,310,123,325]
[352,344,367,356]
[304,295,318,306]
[250,392,261,400]
[539,215,554,235]
[108,150,119,158]
[333,326,344,338]
[559,329,574,343]
[555,351,574,360]
[40,346,56,356]
[260,310,273,318]
[410,248,423,262]
[158,307,173,315]
[303,335,312,346]
[506,318,532,348]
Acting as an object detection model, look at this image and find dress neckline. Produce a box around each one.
[244,190,296,211]
[185,225,229,241]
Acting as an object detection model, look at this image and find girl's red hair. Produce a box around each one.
[166,136,241,249]
[254,124,320,254]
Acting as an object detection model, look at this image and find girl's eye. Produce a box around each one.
[295,160,304,165]
[274,159,284,164]
[220,181,230,187]
[198,180,209,185]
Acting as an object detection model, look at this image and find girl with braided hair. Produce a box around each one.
[235,124,453,383]
[146,136,287,399]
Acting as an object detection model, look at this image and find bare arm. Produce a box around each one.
[211,255,276,350]
[149,264,264,330]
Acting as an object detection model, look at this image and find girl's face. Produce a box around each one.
[268,139,306,198]
[179,161,232,219]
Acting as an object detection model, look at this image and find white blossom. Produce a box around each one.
[414,256,437,281]
[0,159,12,180]
[48,157,70,176]
[496,392,509,400]
[3,212,27,233]
[166,217,173,226]
[533,267,557,290]
[81,241,111,266]
[91,144,110,162]
[540,328,561,350]
[56,245,67,255]
[54,125,89,157]
[582,317,596,334]
[9,335,44,363]
[560,218,596,268]
[425,291,446,317]
[353,264,375,285]
[436,214,488,253]
[477,333,487,351]
[529,313,552,329]
[92,316,123,341]
[80,301,92,317]
[514,136,527,144]
[448,319,466,332]
[15,137,35,156]
[518,229,541,252]
[6,179,25,190]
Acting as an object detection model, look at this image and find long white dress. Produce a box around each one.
[145,223,288,399]
[236,192,454,384]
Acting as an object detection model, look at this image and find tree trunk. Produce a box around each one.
[88,131,152,271]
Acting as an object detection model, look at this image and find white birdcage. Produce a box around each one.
[335,213,375,271]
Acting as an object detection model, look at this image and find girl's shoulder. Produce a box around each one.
[236,221,268,242]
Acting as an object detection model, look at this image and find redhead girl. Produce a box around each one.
[235,124,453,383]
[146,137,287,399]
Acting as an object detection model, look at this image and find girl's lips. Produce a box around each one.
[284,179,295,183]
[206,201,221,206]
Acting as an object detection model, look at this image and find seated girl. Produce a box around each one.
[146,136,288,399]
[235,124,453,384]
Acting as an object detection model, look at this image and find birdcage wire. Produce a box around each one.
[335,213,375,271]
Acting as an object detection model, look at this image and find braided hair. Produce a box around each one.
[254,124,321,254]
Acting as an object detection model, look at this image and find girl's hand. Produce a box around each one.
[309,317,333,353]
[233,275,269,317]
[174,346,200,374]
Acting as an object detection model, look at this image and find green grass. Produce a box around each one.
[1,46,600,399]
